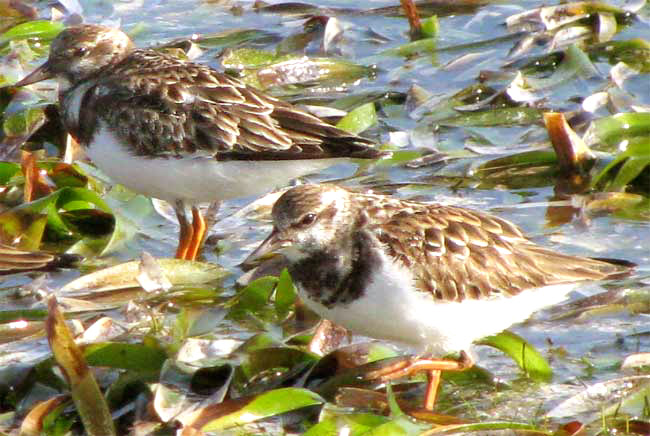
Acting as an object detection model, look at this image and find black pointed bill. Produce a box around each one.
[241,229,292,268]
[13,61,54,87]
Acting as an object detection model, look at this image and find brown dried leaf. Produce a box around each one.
[544,112,595,173]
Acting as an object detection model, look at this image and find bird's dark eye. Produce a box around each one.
[73,47,89,57]
[298,213,316,227]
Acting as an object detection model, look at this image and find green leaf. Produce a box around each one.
[366,343,400,363]
[41,400,75,435]
[588,113,650,148]
[304,413,389,436]
[274,268,297,318]
[611,156,650,190]
[57,188,111,213]
[257,57,374,89]
[0,162,20,184]
[364,414,431,435]
[590,39,650,73]
[236,276,278,309]
[202,387,323,431]
[240,347,317,380]
[221,47,282,68]
[480,150,558,172]
[479,330,552,381]
[0,20,63,46]
[420,15,439,38]
[380,36,437,57]
[592,139,650,190]
[5,187,112,243]
[336,102,377,135]
[439,107,543,127]
[83,342,167,375]
[2,108,45,138]
[0,309,48,323]
[420,421,539,433]
[0,208,48,250]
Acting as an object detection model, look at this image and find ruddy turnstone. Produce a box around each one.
[245,184,633,410]
[13,25,385,260]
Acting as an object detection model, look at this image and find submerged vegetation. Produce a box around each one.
[0,0,649,434]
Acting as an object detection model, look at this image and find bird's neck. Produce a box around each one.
[289,231,379,308]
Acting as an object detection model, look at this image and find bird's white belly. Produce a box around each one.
[299,250,575,355]
[86,125,347,204]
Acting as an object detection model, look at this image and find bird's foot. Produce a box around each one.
[365,350,474,411]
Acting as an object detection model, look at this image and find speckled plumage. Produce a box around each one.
[23,25,383,162]
[248,184,632,353]
[15,25,385,259]
[262,184,630,305]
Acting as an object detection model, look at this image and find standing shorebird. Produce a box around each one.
[246,184,633,410]
[13,24,386,260]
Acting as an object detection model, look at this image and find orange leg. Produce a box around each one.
[424,370,442,411]
[185,206,206,261]
[174,201,193,260]
[366,351,474,411]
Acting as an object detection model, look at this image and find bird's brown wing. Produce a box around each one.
[371,204,631,302]
[92,50,383,160]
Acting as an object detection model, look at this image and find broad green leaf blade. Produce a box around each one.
[479,330,552,381]
[610,156,650,190]
[0,20,63,46]
[592,139,650,189]
[2,107,45,140]
[234,276,278,309]
[421,421,541,433]
[364,414,431,435]
[440,107,543,127]
[421,15,439,39]
[0,162,20,184]
[221,47,281,68]
[197,387,324,431]
[304,413,389,436]
[56,187,111,213]
[336,102,377,135]
[0,209,48,250]
[83,342,167,375]
[274,268,297,317]
[0,309,48,323]
[587,113,650,148]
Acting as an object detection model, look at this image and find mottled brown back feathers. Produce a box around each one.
[67,49,384,161]
[272,184,634,304]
